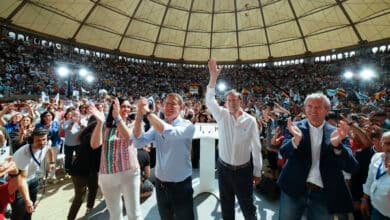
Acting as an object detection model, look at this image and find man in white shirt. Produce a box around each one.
[206,58,262,220]
[361,131,390,218]
[11,128,55,220]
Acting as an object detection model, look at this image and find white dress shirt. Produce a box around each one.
[363,152,390,217]
[293,121,325,187]
[205,87,263,177]
[306,122,325,187]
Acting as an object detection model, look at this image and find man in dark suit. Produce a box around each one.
[278,92,359,220]
[351,126,383,219]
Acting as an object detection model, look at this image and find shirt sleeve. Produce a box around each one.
[162,120,195,140]
[205,86,223,122]
[132,127,156,149]
[363,153,380,196]
[13,147,30,171]
[250,119,263,177]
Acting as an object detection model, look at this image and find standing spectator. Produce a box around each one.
[67,117,101,220]
[206,58,263,220]
[278,92,359,220]
[133,93,195,220]
[351,127,383,220]
[35,111,62,182]
[137,147,153,201]
[90,97,142,220]
[11,128,55,220]
[63,110,83,174]
[361,131,390,219]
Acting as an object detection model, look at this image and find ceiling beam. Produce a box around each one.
[181,0,195,60]
[152,0,173,57]
[6,0,30,22]
[287,0,309,52]
[71,0,101,41]
[258,0,271,58]
[334,0,363,43]
[209,0,216,59]
[233,0,241,61]
[116,0,143,51]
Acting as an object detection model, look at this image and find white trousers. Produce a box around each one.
[99,169,142,220]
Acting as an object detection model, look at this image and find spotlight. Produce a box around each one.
[86,75,94,83]
[343,71,353,79]
[58,66,69,77]
[217,82,227,92]
[360,68,375,81]
[79,68,88,77]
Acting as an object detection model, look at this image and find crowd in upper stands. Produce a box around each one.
[0,31,389,219]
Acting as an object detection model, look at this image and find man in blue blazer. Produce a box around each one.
[278,92,359,220]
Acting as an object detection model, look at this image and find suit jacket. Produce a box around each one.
[350,146,375,201]
[277,119,359,213]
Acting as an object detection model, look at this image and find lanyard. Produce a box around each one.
[376,160,387,180]
[29,144,43,167]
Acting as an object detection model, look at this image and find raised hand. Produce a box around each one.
[137,97,150,116]
[112,97,120,119]
[88,104,105,123]
[208,58,223,85]
[287,117,302,145]
[330,120,349,147]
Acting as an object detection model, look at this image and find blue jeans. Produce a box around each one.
[11,177,40,220]
[371,206,390,220]
[217,159,256,220]
[155,176,194,220]
[279,189,333,220]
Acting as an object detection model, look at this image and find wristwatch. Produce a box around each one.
[114,116,122,124]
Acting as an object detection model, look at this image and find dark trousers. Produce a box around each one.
[67,173,99,220]
[217,159,256,220]
[11,178,40,220]
[155,176,194,220]
[64,145,78,172]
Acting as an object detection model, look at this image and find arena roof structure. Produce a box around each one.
[0,0,389,63]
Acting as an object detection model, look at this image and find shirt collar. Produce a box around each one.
[308,120,325,130]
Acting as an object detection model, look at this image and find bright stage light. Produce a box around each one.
[217,82,227,92]
[343,71,354,79]
[79,68,88,77]
[360,68,375,81]
[86,75,94,83]
[58,66,69,77]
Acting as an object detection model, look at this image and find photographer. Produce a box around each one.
[11,128,55,220]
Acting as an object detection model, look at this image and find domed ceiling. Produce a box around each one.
[0,0,389,63]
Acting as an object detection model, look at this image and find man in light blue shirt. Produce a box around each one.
[133,93,195,220]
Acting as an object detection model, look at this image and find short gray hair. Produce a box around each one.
[304,92,331,110]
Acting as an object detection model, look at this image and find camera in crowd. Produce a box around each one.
[331,108,350,120]
[276,114,292,127]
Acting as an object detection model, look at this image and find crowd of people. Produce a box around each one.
[0,32,389,220]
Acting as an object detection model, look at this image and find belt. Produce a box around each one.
[218,158,251,171]
[156,176,191,188]
[305,182,323,192]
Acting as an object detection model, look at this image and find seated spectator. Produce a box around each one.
[0,158,33,220]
